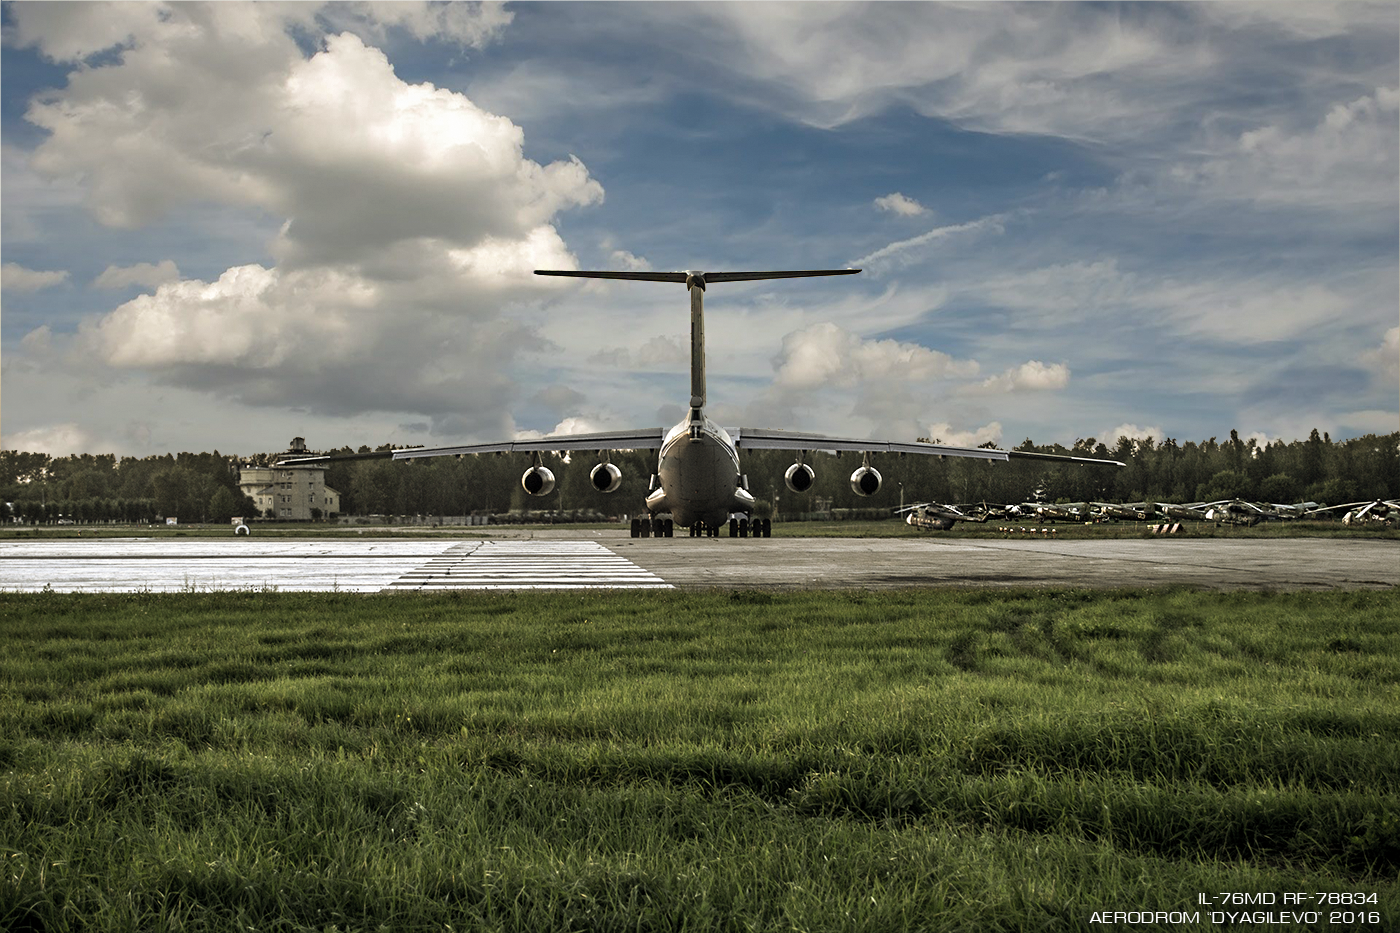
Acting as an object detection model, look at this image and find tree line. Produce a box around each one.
[3,429,1394,524]
[0,451,258,525]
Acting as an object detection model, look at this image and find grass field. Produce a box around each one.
[3,588,1397,931]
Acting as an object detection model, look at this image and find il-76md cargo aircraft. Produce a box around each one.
[281,269,1122,537]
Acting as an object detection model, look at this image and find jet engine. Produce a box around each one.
[784,462,816,493]
[589,462,622,493]
[521,466,556,497]
[849,465,882,497]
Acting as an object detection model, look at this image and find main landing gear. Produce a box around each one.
[728,517,771,538]
[630,517,773,538]
[630,517,674,538]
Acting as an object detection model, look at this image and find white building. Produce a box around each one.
[239,438,341,520]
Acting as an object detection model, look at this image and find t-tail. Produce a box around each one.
[534,269,860,415]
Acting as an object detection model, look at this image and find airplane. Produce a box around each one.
[894,501,992,531]
[280,268,1124,537]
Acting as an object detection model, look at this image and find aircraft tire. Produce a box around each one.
[630,519,640,538]
[729,518,738,537]
[640,518,651,538]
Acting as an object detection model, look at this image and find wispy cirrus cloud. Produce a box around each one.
[852,215,1005,271]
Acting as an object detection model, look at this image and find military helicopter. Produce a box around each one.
[1020,501,1092,522]
[1251,501,1319,520]
[1090,501,1153,522]
[1197,499,1277,526]
[894,501,992,530]
[1306,499,1400,526]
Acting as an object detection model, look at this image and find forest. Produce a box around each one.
[2,429,1396,524]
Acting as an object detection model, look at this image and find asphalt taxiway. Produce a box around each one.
[0,530,1395,592]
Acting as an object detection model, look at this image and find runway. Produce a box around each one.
[0,531,1395,592]
[0,538,670,592]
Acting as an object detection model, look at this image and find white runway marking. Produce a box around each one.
[0,539,669,592]
[385,540,671,590]
[0,539,460,592]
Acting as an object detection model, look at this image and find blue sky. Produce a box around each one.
[2,1,1396,457]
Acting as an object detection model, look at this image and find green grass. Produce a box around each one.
[3,589,1397,931]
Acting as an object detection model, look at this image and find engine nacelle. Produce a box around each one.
[521,466,556,497]
[784,462,816,493]
[850,465,882,497]
[589,462,622,494]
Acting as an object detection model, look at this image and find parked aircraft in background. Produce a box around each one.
[1155,502,1212,522]
[1090,501,1152,522]
[1252,501,1319,520]
[895,501,991,530]
[281,267,1123,537]
[1306,499,1400,526]
[1020,501,1091,522]
[1199,499,1273,526]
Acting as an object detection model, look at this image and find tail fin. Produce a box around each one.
[534,268,861,410]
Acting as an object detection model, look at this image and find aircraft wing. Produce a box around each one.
[731,428,1125,467]
[390,429,667,460]
[276,429,667,466]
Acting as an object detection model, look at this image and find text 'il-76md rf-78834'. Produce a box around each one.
[280,268,1123,537]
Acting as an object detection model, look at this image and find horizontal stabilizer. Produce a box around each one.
[534,270,688,283]
[704,270,860,283]
[535,269,860,284]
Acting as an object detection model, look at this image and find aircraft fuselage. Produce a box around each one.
[648,414,754,528]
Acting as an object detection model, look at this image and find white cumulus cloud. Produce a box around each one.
[1359,325,1399,383]
[738,322,986,441]
[874,192,926,216]
[920,421,1004,448]
[968,361,1071,394]
[771,322,978,391]
[1181,85,1399,211]
[1,263,69,292]
[9,3,604,440]
[589,335,689,371]
[1104,423,1165,445]
[609,250,652,271]
[2,422,100,456]
[92,260,180,290]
